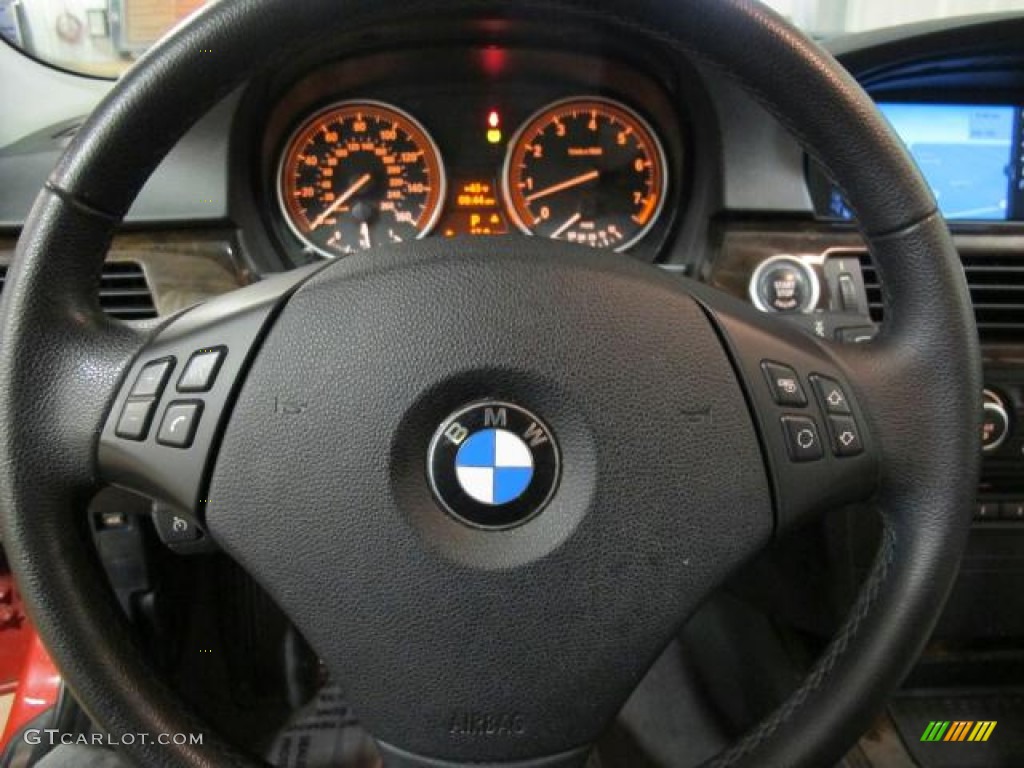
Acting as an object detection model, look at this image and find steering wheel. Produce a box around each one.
[0,1,982,767]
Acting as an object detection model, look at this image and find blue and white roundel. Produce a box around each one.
[454,428,535,506]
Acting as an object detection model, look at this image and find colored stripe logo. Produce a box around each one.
[920,721,997,742]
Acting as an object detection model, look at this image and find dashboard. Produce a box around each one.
[243,49,692,269]
[276,95,665,255]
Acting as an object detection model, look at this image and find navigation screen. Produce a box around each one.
[878,103,1016,221]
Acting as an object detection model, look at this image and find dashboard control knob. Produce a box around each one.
[749,255,821,314]
[982,389,1010,453]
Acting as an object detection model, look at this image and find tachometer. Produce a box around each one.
[278,101,446,257]
[503,97,667,251]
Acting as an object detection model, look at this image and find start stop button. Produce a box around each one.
[982,389,1011,453]
[750,255,821,314]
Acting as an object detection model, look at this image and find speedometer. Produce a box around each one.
[278,101,446,257]
[503,97,667,251]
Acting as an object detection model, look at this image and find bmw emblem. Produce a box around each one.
[428,402,560,530]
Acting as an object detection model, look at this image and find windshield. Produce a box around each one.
[1,0,1024,78]
[0,0,208,77]
[764,0,1024,38]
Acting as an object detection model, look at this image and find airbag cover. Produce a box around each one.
[206,241,771,761]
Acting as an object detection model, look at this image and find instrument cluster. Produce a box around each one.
[259,49,688,265]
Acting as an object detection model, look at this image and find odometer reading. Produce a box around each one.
[278,101,445,257]
[503,97,667,251]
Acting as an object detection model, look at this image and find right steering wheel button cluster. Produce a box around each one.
[762,361,808,406]
[781,415,824,462]
[828,415,864,457]
[689,283,882,533]
[811,374,852,415]
[810,375,864,457]
[768,367,865,462]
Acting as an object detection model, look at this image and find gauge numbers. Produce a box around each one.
[278,101,446,258]
[503,97,668,251]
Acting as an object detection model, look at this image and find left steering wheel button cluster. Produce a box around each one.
[130,358,174,398]
[115,400,158,441]
[178,347,226,392]
[157,401,204,449]
[116,358,177,440]
[100,266,322,518]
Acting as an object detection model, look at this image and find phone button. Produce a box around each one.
[156,401,204,449]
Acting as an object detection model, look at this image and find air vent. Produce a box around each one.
[0,262,157,320]
[856,254,884,324]
[98,262,158,319]
[859,251,1024,344]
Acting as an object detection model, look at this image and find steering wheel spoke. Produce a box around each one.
[691,284,881,534]
[97,266,324,528]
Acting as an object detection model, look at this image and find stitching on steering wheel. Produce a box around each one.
[706,523,897,767]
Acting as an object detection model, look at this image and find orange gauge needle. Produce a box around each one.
[525,169,600,203]
[309,173,372,231]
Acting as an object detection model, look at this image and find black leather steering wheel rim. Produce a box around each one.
[0,1,982,767]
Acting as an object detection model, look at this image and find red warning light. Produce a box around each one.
[488,110,501,128]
